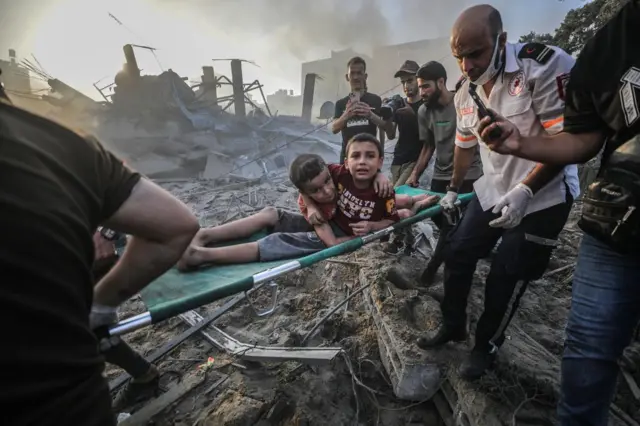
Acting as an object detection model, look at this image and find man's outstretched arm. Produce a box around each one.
[516,131,605,166]
[94,178,199,307]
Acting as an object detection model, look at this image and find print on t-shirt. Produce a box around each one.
[336,182,397,221]
[346,117,371,128]
[621,66,640,127]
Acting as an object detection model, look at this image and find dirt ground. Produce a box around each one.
[106,178,442,426]
[106,179,640,426]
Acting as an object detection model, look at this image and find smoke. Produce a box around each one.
[157,0,584,61]
[157,0,391,60]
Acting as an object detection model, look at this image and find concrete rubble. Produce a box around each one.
[106,165,640,426]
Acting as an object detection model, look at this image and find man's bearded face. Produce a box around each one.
[418,78,441,108]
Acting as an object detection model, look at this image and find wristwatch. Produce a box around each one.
[446,184,458,193]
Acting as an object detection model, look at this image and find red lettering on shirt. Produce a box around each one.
[328,164,399,235]
[296,164,399,235]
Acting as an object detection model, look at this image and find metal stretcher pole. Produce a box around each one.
[108,312,152,336]
[107,195,473,336]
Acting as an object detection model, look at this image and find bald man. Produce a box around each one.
[416,5,579,381]
[478,2,640,424]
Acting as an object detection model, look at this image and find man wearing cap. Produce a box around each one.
[410,60,483,284]
[382,60,425,187]
[416,4,580,381]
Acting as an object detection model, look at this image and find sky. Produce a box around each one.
[0,0,588,100]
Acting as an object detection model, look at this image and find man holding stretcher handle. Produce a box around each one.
[416,4,580,381]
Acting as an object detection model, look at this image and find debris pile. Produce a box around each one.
[107,176,443,425]
[107,181,640,425]
[100,114,342,185]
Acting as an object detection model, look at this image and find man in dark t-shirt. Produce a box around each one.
[0,89,198,425]
[332,56,385,163]
[381,60,425,187]
[476,1,640,424]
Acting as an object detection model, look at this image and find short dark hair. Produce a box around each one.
[416,61,448,85]
[347,56,366,72]
[345,133,383,158]
[289,154,327,191]
[488,8,503,39]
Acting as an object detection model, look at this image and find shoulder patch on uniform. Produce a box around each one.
[518,43,555,65]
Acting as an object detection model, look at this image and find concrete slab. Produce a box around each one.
[359,266,442,401]
[203,152,233,180]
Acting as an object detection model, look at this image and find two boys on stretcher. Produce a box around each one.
[177,133,439,270]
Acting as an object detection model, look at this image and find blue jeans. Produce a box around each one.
[559,234,640,426]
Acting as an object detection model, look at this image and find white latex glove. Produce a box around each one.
[89,304,119,330]
[489,183,534,229]
[439,191,458,212]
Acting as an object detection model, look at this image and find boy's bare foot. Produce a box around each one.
[412,195,440,214]
[177,246,209,272]
[191,228,214,247]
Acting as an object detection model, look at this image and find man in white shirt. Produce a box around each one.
[416,4,580,381]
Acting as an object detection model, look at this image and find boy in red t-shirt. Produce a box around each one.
[299,145,438,228]
[177,136,409,269]
[178,134,438,270]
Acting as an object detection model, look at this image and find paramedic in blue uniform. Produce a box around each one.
[0,78,199,426]
[416,4,580,381]
[477,1,640,424]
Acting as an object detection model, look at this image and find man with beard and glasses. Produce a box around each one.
[382,60,424,187]
[410,61,483,284]
[416,4,580,381]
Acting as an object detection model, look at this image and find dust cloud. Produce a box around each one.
[156,0,585,61]
[156,0,391,60]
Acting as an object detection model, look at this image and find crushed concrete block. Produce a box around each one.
[131,155,181,177]
[360,268,442,401]
[202,152,233,180]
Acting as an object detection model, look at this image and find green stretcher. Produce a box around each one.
[109,186,476,336]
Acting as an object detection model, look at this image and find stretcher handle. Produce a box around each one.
[245,281,279,317]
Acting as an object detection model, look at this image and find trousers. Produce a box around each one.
[558,234,640,426]
[390,161,417,187]
[441,195,572,352]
